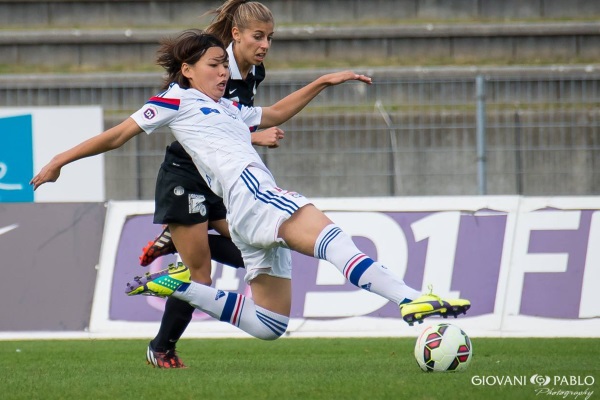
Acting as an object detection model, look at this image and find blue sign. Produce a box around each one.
[0,114,34,202]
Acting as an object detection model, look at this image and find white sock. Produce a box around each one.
[314,224,421,304]
[173,283,289,340]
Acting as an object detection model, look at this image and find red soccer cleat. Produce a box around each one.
[139,225,177,266]
[146,343,187,369]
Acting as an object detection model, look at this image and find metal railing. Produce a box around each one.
[1,67,599,198]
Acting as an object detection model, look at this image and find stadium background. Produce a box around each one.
[1,0,599,199]
[0,0,599,337]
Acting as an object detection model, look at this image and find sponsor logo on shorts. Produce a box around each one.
[143,106,158,120]
[189,194,206,215]
[173,186,184,196]
[273,187,303,198]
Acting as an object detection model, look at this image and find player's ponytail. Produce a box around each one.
[205,0,274,45]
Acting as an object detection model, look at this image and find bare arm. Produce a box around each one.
[251,126,285,148]
[30,117,142,190]
[259,71,371,128]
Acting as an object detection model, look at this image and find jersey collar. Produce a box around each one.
[227,42,256,81]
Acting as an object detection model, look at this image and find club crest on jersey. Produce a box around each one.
[221,105,239,119]
[143,106,158,120]
[173,186,185,196]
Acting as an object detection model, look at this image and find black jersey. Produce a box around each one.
[225,61,266,106]
[164,62,266,180]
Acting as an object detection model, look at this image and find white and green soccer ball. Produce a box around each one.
[414,323,473,372]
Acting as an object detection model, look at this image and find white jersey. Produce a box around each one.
[131,83,268,201]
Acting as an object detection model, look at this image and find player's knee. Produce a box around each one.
[253,314,288,340]
[251,305,289,340]
[256,324,288,341]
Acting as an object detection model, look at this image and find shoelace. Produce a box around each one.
[427,284,434,295]
[423,284,445,305]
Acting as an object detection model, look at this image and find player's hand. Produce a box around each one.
[251,127,285,148]
[30,161,62,190]
[323,71,372,86]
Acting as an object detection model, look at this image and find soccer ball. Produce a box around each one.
[414,323,473,372]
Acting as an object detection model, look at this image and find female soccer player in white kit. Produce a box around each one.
[31,30,470,340]
[142,0,282,368]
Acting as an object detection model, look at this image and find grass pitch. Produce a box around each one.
[0,337,597,400]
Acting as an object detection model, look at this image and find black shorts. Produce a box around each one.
[153,143,227,225]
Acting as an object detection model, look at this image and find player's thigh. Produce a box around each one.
[249,274,292,317]
[168,222,212,284]
[210,218,231,238]
[278,204,333,256]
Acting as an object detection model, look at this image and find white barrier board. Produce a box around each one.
[87,196,600,338]
[0,107,104,202]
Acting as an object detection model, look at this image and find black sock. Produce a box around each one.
[208,234,245,268]
[150,296,195,352]
[151,235,243,351]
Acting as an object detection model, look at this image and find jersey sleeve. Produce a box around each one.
[238,104,263,132]
[130,95,180,135]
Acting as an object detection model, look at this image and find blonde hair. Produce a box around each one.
[205,0,274,44]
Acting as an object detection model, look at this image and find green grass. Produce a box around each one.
[0,338,597,400]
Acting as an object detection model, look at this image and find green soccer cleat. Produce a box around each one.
[400,287,471,326]
[126,262,191,297]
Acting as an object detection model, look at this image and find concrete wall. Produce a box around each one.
[1,0,599,28]
[1,22,599,69]
[1,0,598,199]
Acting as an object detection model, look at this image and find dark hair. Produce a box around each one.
[156,29,227,90]
[205,0,274,44]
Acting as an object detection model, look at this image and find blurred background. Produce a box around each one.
[1,0,598,341]
[1,0,599,200]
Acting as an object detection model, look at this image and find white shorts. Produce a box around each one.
[226,165,311,283]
